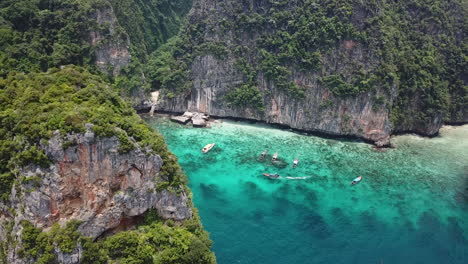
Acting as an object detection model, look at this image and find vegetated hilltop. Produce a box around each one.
[0,0,191,100]
[151,0,467,146]
[0,66,215,263]
[0,0,216,263]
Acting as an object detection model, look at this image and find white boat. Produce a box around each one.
[202,143,215,153]
[272,152,278,162]
[351,176,362,185]
[292,158,299,168]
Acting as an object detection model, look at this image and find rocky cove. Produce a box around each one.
[147,116,468,264]
[141,0,466,147]
[0,0,466,263]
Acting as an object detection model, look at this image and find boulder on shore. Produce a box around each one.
[170,115,191,124]
[170,112,209,127]
[192,112,209,127]
[183,112,194,118]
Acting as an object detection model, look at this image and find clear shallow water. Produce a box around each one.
[146,116,468,264]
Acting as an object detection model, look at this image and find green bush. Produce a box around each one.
[225,84,264,111]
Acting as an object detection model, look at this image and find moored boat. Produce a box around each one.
[292,158,299,168]
[259,149,267,159]
[272,152,278,162]
[202,143,215,153]
[263,173,280,179]
[351,176,362,185]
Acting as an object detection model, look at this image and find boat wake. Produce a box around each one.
[284,176,312,180]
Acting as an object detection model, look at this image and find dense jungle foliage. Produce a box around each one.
[0,0,100,74]
[0,0,191,94]
[0,66,215,263]
[0,66,186,200]
[0,1,212,262]
[109,0,192,96]
[3,210,215,264]
[153,0,466,125]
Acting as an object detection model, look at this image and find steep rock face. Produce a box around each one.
[154,0,466,146]
[1,130,191,263]
[158,44,391,145]
[90,5,131,76]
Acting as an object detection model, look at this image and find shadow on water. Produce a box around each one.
[202,155,219,163]
[249,210,266,222]
[330,207,351,230]
[299,209,331,240]
[447,217,468,245]
[271,196,294,217]
[359,211,383,233]
[453,173,468,208]
[199,183,228,204]
[210,208,232,220]
[242,181,268,200]
[414,211,442,246]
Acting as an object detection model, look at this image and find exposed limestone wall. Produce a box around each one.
[153,0,466,146]
[0,129,192,263]
[89,5,131,76]
[156,48,392,146]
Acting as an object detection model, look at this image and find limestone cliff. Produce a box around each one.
[90,5,131,76]
[0,128,192,263]
[152,0,467,146]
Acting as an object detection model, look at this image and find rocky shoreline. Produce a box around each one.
[142,109,468,148]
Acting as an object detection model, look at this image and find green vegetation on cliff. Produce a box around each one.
[0,1,216,263]
[0,66,185,200]
[0,0,101,74]
[154,0,466,126]
[0,0,192,94]
[110,0,192,61]
[18,209,214,264]
[109,0,193,96]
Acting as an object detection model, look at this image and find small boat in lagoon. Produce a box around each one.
[202,143,215,153]
[259,150,267,159]
[263,173,280,179]
[351,176,362,185]
[272,152,278,162]
[292,158,299,168]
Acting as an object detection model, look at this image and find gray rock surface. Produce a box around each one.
[192,113,208,127]
[171,115,192,124]
[170,112,209,127]
[152,0,467,146]
[1,131,192,264]
[90,5,131,76]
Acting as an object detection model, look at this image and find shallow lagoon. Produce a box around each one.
[146,116,468,264]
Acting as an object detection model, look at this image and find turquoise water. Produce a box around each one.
[146,116,468,264]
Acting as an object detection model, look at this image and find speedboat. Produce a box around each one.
[272,152,278,162]
[292,158,299,168]
[263,173,280,179]
[351,176,362,185]
[259,150,267,159]
[202,143,215,153]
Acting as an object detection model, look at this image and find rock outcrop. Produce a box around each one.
[89,5,131,76]
[0,127,192,263]
[157,52,391,145]
[152,0,467,146]
[170,112,209,127]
